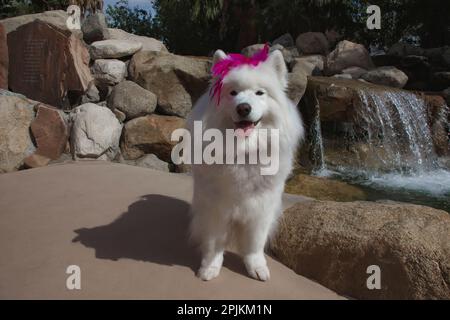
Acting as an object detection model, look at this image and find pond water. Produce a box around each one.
[315,168,450,213]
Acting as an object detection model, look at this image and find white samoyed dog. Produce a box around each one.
[186,47,304,281]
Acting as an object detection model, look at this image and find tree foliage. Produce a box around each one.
[106,0,155,36]
[1,0,449,55]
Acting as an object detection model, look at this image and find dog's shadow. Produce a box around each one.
[72,194,247,277]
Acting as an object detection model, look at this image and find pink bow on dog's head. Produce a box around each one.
[210,44,270,106]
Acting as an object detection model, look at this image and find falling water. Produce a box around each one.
[311,87,450,210]
[310,92,326,174]
[353,89,438,173]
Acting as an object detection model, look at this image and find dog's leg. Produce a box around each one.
[237,197,282,282]
[197,237,225,281]
[190,208,227,281]
[237,217,273,281]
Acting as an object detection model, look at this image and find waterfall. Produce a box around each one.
[353,89,439,174]
[311,86,450,198]
[310,92,326,174]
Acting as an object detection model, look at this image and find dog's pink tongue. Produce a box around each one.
[235,121,255,136]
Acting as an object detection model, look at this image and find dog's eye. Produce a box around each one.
[256,90,265,96]
[230,90,238,96]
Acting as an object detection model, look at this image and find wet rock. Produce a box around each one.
[362,66,408,88]
[285,173,367,202]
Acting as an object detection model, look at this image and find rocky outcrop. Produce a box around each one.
[121,114,185,162]
[325,40,374,75]
[30,104,69,160]
[270,200,450,299]
[0,24,8,89]
[285,173,367,202]
[7,20,92,108]
[296,32,329,55]
[107,81,157,120]
[107,28,167,53]
[129,51,211,117]
[90,39,143,59]
[70,103,122,160]
[0,95,36,172]
[362,66,408,88]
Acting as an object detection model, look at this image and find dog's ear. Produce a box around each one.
[212,49,227,66]
[267,49,288,87]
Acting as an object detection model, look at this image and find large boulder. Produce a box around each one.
[89,39,143,59]
[362,66,409,88]
[0,10,68,34]
[0,24,8,89]
[91,59,126,86]
[7,20,92,108]
[270,200,450,299]
[296,32,329,55]
[107,80,157,120]
[70,103,123,160]
[30,104,69,160]
[129,51,211,117]
[107,28,167,53]
[121,114,185,162]
[325,40,374,75]
[0,95,36,172]
[81,13,110,44]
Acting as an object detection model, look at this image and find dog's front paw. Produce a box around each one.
[197,266,221,281]
[247,265,270,281]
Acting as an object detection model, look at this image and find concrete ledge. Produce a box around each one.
[0,161,342,299]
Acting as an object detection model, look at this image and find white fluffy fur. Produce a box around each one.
[186,49,304,281]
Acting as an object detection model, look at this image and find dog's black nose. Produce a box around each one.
[236,103,252,117]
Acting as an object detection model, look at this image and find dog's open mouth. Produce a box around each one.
[234,119,261,136]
